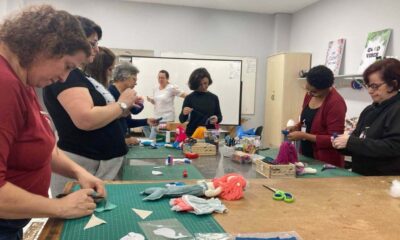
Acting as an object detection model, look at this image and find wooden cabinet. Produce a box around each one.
[263,53,311,147]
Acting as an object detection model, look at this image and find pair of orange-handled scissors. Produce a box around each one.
[263,185,294,203]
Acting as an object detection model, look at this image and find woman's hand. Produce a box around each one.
[286,125,300,132]
[125,136,140,145]
[332,134,350,149]
[209,115,218,124]
[146,96,155,104]
[182,107,193,115]
[147,118,158,126]
[76,170,106,198]
[287,131,306,141]
[119,88,139,109]
[135,96,144,105]
[55,189,96,219]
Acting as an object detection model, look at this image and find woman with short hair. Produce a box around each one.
[179,68,222,136]
[287,65,347,167]
[333,58,400,175]
[108,62,157,145]
[145,69,186,138]
[0,5,105,239]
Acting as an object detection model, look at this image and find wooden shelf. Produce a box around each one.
[298,74,362,81]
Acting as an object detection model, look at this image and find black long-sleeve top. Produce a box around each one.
[179,91,222,136]
[343,93,400,175]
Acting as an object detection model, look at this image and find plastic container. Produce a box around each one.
[220,145,235,158]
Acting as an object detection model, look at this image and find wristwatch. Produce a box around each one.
[117,101,128,112]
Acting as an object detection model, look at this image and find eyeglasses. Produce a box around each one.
[88,41,98,49]
[366,82,386,90]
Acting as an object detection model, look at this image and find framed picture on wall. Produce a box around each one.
[358,29,392,73]
[325,38,346,75]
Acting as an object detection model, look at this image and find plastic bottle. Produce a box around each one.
[165,131,171,143]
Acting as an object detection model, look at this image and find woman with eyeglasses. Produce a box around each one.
[287,65,347,167]
[332,58,400,175]
[43,17,138,196]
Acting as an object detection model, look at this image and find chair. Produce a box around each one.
[255,126,263,139]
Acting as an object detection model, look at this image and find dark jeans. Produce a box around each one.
[0,219,30,240]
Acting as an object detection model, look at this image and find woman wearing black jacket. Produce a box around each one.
[332,58,400,175]
[179,68,223,136]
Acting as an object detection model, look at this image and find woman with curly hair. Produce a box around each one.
[0,5,105,239]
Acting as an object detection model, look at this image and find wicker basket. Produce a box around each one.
[254,159,296,178]
[182,142,216,156]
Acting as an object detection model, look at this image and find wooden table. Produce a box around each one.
[39,177,400,240]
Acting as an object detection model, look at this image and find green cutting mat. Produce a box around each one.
[122,165,204,180]
[126,146,184,159]
[258,148,360,178]
[61,183,225,240]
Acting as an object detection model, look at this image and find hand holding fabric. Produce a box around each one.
[332,134,350,149]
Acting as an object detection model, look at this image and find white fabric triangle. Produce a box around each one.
[84,214,107,230]
[132,208,153,219]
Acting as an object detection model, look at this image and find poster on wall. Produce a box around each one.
[358,29,392,73]
[325,38,346,75]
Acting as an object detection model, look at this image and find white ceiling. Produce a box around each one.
[121,0,321,14]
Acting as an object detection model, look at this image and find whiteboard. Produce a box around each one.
[161,52,256,114]
[130,56,242,125]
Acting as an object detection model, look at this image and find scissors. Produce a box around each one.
[263,185,294,203]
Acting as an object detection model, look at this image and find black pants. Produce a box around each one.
[0,219,30,240]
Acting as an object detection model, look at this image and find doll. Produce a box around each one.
[141,173,246,201]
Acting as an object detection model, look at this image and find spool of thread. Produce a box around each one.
[165,131,171,143]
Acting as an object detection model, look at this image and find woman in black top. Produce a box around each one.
[43,17,138,196]
[179,68,223,136]
[333,58,400,175]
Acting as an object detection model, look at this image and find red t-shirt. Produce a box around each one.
[0,56,55,197]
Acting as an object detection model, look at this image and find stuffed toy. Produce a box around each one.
[141,173,246,201]
[173,126,187,149]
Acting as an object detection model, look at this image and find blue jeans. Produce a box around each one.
[0,219,30,240]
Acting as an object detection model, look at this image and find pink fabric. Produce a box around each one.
[274,142,298,164]
[170,198,193,212]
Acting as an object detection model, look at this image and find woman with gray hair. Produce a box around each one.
[109,62,157,144]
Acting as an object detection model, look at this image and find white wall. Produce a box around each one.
[290,0,400,117]
[15,0,276,129]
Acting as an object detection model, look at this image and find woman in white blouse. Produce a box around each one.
[146,70,186,138]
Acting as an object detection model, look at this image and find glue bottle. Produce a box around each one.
[166,131,171,143]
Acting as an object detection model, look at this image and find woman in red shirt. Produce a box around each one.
[0,5,105,239]
[288,65,347,167]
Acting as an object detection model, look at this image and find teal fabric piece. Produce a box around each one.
[95,200,117,213]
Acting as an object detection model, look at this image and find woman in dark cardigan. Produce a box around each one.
[333,58,400,175]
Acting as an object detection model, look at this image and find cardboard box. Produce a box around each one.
[254,159,296,178]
